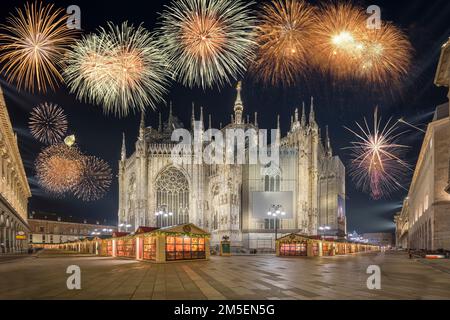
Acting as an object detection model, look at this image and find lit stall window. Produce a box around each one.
[166,236,206,261]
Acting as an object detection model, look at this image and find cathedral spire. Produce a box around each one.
[191,102,195,126]
[121,132,126,161]
[276,114,281,145]
[254,112,258,127]
[168,101,173,130]
[301,102,306,127]
[200,106,204,130]
[325,125,332,157]
[234,81,243,124]
[309,97,316,124]
[158,112,162,132]
[208,114,212,129]
[139,112,145,140]
[295,107,299,122]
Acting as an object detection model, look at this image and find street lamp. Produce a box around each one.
[319,225,331,238]
[267,204,286,245]
[118,223,132,232]
[155,205,174,227]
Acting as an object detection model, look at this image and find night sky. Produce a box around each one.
[1,0,450,232]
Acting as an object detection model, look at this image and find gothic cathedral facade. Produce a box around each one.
[118,85,346,249]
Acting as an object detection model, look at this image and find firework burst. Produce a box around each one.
[72,156,112,201]
[357,22,412,84]
[158,0,256,89]
[250,0,317,86]
[0,2,78,92]
[312,2,367,79]
[312,2,411,84]
[35,144,84,194]
[345,108,410,200]
[28,102,68,144]
[64,22,169,117]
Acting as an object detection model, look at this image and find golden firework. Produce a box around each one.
[72,156,112,201]
[250,0,317,86]
[28,102,68,144]
[312,2,412,84]
[0,2,78,92]
[312,2,367,79]
[35,144,84,194]
[64,22,169,117]
[357,22,412,84]
[158,0,256,89]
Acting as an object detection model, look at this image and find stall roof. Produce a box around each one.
[276,233,379,246]
[112,232,130,238]
[141,223,210,236]
[276,233,311,242]
[136,226,159,234]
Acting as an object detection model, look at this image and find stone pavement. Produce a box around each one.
[0,251,449,300]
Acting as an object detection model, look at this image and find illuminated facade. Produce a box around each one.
[399,38,450,251]
[118,84,346,249]
[0,86,32,253]
[28,212,117,245]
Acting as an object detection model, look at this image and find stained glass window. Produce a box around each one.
[156,167,189,227]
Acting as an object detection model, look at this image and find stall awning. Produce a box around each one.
[112,232,130,238]
[135,226,159,234]
[276,233,311,243]
[140,223,210,237]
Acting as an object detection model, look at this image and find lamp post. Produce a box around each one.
[179,206,189,225]
[267,204,286,248]
[118,223,132,232]
[319,225,331,239]
[155,205,174,227]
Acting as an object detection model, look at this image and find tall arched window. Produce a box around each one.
[155,167,189,227]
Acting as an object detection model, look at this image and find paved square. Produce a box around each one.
[0,251,449,299]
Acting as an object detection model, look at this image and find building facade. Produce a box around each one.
[118,84,346,249]
[361,233,394,248]
[28,213,117,245]
[0,86,32,253]
[398,38,450,251]
[394,198,409,248]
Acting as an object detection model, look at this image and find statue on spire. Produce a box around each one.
[234,81,243,124]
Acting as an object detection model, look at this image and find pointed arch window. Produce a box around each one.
[155,167,189,227]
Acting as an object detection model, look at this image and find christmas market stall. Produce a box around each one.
[135,223,210,263]
[115,233,135,258]
[276,233,381,258]
[335,242,347,255]
[276,234,311,257]
[321,240,335,256]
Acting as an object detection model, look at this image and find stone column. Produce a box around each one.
[5,226,10,253]
[0,226,4,253]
